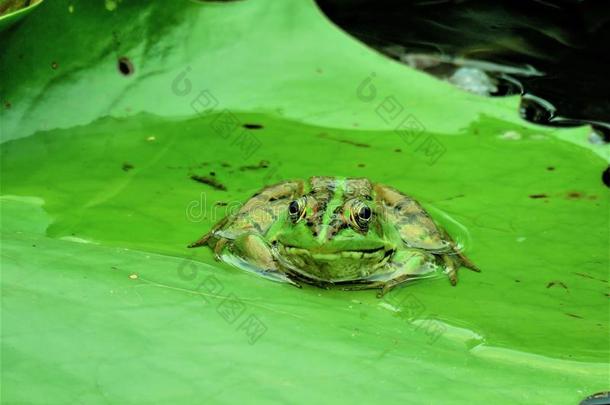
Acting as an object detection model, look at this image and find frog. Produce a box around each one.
[189,177,479,296]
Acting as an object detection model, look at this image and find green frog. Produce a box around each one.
[189,177,478,295]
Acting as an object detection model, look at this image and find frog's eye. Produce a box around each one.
[358,206,372,221]
[349,202,372,231]
[288,201,299,215]
[288,197,306,223]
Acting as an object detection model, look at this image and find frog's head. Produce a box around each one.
[269,177,397,281]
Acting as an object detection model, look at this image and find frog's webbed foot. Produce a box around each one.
[442,249,480,286]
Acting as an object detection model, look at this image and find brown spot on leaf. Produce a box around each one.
[573,272,609,283]
[547,166,555,171]
[565,313,583,319]
[358,163,366,168]
[529,193,548,199]
[51,61,58,70]
[394,148,402,152]
[546,281,568,290]
[122,162,134,171]
[567,191,582,199]
[190,175,227,191]
[318,132,370,148]
[243,123,263,130]
[239,160,269,171]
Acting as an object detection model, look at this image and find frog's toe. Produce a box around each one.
[257,268,302,288]
[188,232,212,248]
[377,285,394,298]
[377,274,416,297]
[459,252,481,272]
[447,267,458,286]
[468,264,481,273]
[442,256,459,285]
[290,279,303,289]
[213,238,228,258]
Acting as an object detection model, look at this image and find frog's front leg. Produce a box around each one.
[228,233,300,287]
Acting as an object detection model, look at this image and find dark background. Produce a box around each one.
[316,0,610,129]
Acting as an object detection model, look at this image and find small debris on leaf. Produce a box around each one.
[546,281,568,290]
[239,160,269,171]
[190,174,227,191]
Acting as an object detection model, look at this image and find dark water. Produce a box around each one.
[316,0,610,138]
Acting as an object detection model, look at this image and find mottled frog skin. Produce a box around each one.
[189,177,478,295]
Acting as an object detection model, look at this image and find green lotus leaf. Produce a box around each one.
[1,1,608,403]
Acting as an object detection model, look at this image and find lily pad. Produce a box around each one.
[1,1,608,403]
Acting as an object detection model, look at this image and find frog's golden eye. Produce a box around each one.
[358,206,371,221]
[355,205,372,229]
[348,201,372,231]
[288,197,307,223]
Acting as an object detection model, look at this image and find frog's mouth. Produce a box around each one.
[280,244,388,259]
[276,243,394,281]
